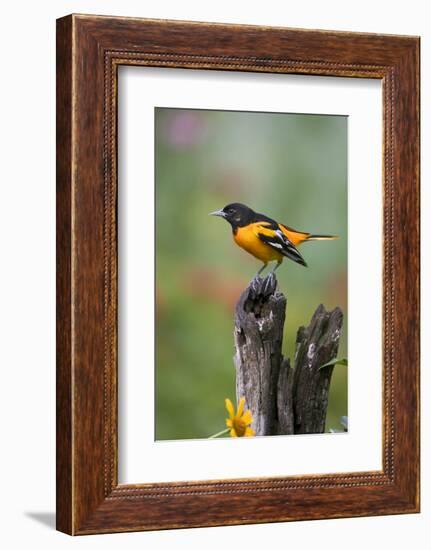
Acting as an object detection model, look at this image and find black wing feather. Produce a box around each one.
[258,228,307,267]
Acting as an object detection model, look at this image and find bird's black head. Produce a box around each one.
[209,203,255,229]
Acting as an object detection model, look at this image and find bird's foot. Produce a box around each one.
[262,272,277,297]
[249,272,277,299]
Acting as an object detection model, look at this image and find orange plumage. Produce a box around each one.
[211,203,337,276]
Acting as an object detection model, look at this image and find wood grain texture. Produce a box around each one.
[234,275,286,436]
[277,358,295,435]
[233,275,343,436]
[292,304,343,434]
[56,14,420,535]
[56,16,73,535]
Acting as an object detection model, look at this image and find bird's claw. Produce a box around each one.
[249,272,277,299]
[262,272,277,297]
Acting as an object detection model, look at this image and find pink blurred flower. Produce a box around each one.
[162,111,208,149]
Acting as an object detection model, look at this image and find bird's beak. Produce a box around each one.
[209,209,226,218]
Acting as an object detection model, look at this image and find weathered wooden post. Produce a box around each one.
[233,274,343,436]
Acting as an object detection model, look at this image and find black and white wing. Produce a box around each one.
[257,225,307,267]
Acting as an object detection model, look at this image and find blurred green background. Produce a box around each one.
[155,107,348,440]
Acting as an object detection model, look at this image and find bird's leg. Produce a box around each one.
[270,260,283,274]
[254,263,268,279]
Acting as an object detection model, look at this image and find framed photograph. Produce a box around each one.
[56,14,420,534]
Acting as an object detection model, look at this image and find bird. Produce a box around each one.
[210,202,338,277]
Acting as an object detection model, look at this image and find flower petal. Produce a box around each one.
[240,410,253,426]
[226,419,233,428]
[230,429,238,437]
[225,398,235,419]
[244,427,255,437]
[237,397,245,417]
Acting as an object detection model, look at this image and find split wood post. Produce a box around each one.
[233,274,343,436]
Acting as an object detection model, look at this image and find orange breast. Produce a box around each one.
[233,224,283,263]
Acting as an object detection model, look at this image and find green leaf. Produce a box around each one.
[319,357,348,370]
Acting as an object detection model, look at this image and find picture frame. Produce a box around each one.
[56,14,420,535]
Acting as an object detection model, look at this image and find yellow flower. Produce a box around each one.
[225,397,255,437]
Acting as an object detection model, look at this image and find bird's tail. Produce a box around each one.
[306,234,338,241]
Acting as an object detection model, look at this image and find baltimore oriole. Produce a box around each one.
[210,203,337,276]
